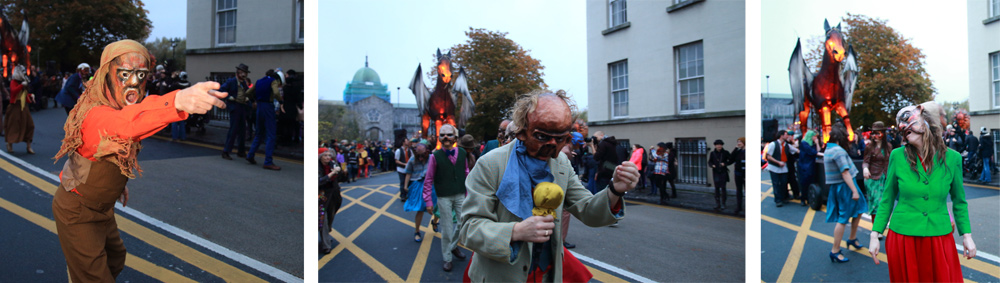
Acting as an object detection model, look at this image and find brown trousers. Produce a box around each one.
[52,158,128,283]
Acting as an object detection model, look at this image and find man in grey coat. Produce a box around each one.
[459,90,639,282]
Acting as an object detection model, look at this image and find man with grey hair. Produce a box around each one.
[460,90,639,281]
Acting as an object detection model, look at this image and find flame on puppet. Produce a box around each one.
[438,62,452,84]
[826,39,845,62]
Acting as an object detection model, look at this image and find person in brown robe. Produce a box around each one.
[4,65,34,154]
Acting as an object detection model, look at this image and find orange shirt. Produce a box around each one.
[76,90,188,161]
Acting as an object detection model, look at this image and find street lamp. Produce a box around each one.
[170,39,179,60]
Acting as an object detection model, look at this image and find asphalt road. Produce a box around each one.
[0,107,304,281]
[319,172,746,282]
[760,172,1000,282]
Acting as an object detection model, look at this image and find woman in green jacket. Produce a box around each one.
[868,104,977,282]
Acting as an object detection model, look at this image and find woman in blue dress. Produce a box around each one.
[402,142,438,242]
[824,123,868,262]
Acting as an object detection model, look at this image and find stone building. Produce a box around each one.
[339,59,421,142]
[968,0,1000,159]
[586,0,745,188]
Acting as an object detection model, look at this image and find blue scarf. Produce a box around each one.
[496,140,554,221]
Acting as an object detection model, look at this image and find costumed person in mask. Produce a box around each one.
[459,90,637,282]
[869,103,975,281]
[5,65,35,153]
[50,39,228,282]
[862,121,890,238]
[402,142,438,242]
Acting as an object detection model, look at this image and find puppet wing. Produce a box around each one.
[452,67,475,129]
[409,64,430,115]
[788,38,814,116]
[841,45,859,111]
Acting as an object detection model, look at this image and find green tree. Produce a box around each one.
[447,28,546,140]
[144,37,186,71]
[2,0,151,72]
[805,14,935,129]
[318,102,360,142]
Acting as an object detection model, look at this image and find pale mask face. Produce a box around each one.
[109,52,149,106]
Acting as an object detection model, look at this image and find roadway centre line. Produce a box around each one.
[0,196,195,282]
[0,150,299,282]
[148,135,302,164]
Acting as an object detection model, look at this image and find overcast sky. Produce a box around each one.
[760,0,968,103]
[145,1,187,42]
[319,0,589,109]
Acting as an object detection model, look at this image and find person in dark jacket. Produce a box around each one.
[318,148,342,254]
[592,131,619,195]
[732,137,746,215]
[797,130,821,207]
[219,64,253,160]
[55,63,90,114]
[709,139,731,211]
[979,128,994,184]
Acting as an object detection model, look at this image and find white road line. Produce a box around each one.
[0,150,301,282]
[861,213,1000,265]
[572,251,657,283]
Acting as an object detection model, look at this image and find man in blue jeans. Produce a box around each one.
[246,70,283,170]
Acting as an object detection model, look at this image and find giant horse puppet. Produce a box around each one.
[409,49,475,145]
[789,19,860,143]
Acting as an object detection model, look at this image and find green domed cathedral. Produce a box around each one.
[343,57,391,104]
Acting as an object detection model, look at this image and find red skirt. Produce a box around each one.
[463,247,593,282]
[885,229,963,282]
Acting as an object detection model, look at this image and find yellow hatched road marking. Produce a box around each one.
[762,214,999,279]
[777,209,814,282]
[0,197,195,283]
[0,157,265,282]
[323,183,629,283]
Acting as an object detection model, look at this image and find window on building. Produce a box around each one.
[367,109,381,122]
[609,0,627,28]
[610,60,629,118]
[991,0,1000,18]
[992,52,999,108]
[677,138,708,185]
[217,0,237,44]
[677,41,705,113]
[297,0,304,42]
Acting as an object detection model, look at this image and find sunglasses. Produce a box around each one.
[532,131,569,143]
[439,133,455,138]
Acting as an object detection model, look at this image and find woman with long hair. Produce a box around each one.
[665,142,679,198]
[823,122,867,263]
[869,105,976,282]
[863,121,891,237]
[319,149,342,254]
[402,142,439,242]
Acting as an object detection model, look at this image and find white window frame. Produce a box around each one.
[296,0,304,43]
[992,52,999,109]
[677,138,708,185]
[216,0,237,45]
[609,60,629,118]
[677,41,705,114]
[991,0,1000,18]
[608,0,627,28]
